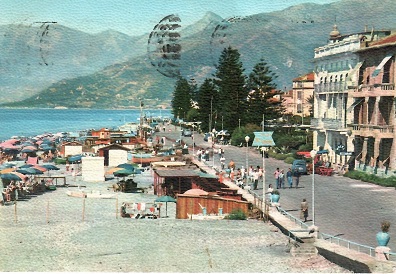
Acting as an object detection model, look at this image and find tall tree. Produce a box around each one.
[214,46,247,132]
[196,78,218,132]
[245,58,284,126]
[306,95,314,117]
[171,77,192,120]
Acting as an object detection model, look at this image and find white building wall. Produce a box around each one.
[108,150,128,167]
[64,146,82,157]
[81,157,105,182]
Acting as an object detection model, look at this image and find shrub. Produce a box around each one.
[225,209,247,220]
[284,156,295,164]
[343,170,396,187]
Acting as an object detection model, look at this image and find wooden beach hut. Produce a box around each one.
[176,194,250,219]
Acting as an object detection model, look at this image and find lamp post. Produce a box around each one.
[245,135,250,174]
[261,147,266,199]
[310,149,317,226]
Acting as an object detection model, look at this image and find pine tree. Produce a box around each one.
[245,58,284,126]
[196,78,218,132]
[171,77,192,120]
[215,46,247,132]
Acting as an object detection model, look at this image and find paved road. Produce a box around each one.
[156,125,396,252]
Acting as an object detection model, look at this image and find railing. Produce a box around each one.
[272,205,396,261]
[319,232,376,257]
[348,124,394,133]
[358,83,395,92]
[276,206,310,229]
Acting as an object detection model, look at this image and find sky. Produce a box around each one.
[1,0,341,36]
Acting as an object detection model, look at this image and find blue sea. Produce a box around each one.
[0,108,172,141]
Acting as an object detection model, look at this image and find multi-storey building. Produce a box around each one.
[292,72,314,124]
[348,33,396,175]
[312,24,391,167]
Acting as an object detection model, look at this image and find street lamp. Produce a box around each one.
[261,147,266,199]
[245,135,250,175]
[310,149,317,226]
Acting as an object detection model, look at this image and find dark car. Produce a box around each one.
[203,133,211,142]
[292,159,307,175]
[182,129,192,137]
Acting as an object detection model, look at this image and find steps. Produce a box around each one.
[290,237,318,257]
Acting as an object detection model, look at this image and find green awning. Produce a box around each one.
[252,131,275,147]
[346,98,364,112]
[372,54,393,77]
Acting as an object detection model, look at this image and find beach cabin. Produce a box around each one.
[59,141,83,157]
[153,168,244,200]
[176,194,250,219]
[97,144,131,167]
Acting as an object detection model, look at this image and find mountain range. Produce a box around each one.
[1,0,396,109]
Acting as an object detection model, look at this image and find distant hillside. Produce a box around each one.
[0,24,147,102]
[2,0,396,108]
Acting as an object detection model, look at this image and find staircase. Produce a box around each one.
[290,236,318,257]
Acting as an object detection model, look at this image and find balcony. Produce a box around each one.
[348,123,394,138]
[315,82,348,94]
[311,118,345,131]
[353,83,396,97]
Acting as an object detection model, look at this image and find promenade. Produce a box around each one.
[158,125,396,254]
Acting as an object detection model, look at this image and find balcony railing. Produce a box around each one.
[348,124,394,133]
[358,83,395,92]
[315,82,348,93]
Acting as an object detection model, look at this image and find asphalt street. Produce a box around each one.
[157,125,396,253]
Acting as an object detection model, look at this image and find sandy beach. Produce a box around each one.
[0,164,352,273]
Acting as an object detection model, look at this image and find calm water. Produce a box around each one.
[0,108,171,141]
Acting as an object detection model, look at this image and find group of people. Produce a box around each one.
[273,167,301,189]
[1,178,50,204]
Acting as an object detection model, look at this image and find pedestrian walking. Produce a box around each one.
[300,198,309,222]
[253,169,259,190]
[293,168,300,188]
[220,156,225,170]
[274,167,280,189]
[279,169,285,189]
[286,168,293,188]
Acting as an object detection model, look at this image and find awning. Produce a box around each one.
[372,54,393,77]
[252,131,275,147]
[346,98,364,112]
[346,61,364,82]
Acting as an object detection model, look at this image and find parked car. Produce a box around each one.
[182,129,192,137]
[292,159,307,175]
[203,133,211,142]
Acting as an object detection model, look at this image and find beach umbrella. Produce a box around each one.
[154,195,177,217]
[117,163,139,170]
[19,164,33,169]
[113,168,135,177]
[184,189,209,196]
[68,154,83,163]
[31,165,47,172]
[105,167,124,175]
[0,172,27,181]
[42,164,59,170]
[41,164,60,175]
[21,148,35,153]
[16,168,44,175]
[0,168,16,174]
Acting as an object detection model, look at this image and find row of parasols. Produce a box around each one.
[0,163,59,181]
[0,137,57,154]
